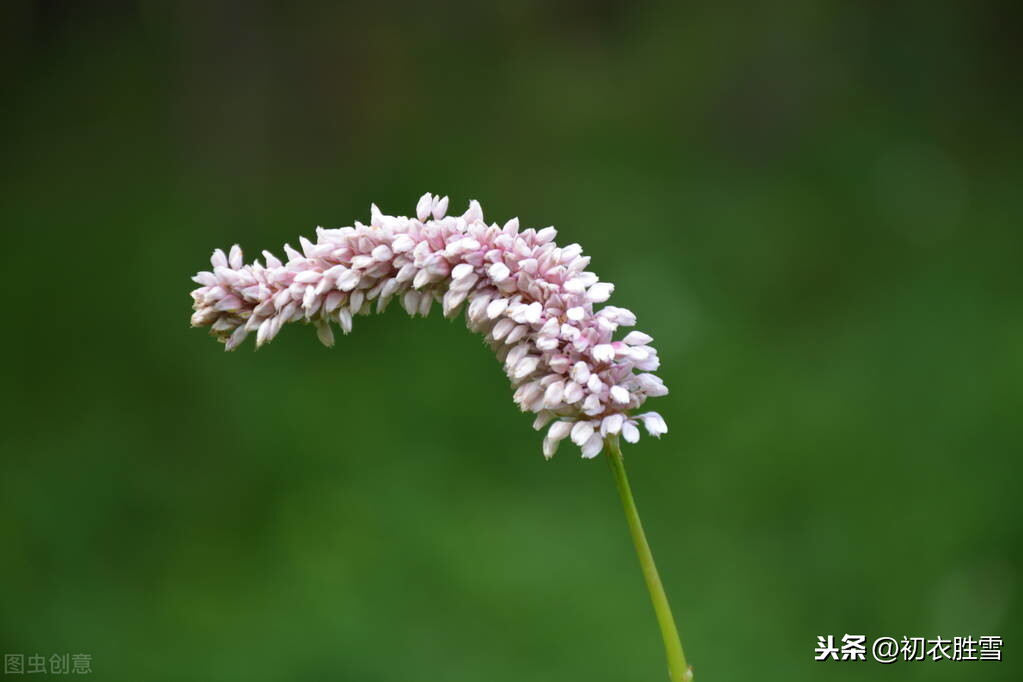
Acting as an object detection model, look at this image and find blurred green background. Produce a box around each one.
[1,1,1020,680]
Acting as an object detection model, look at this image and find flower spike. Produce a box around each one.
[189,194,668,458]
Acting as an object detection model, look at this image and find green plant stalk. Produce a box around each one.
[605,434,692,682]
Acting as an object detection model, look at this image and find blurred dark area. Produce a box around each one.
[1,1,1021,680]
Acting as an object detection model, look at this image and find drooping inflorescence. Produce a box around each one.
[189,194,668,458]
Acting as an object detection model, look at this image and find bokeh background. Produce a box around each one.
[2,1,1020,680]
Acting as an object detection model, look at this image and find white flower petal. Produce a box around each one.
[336,269,361,292]
[543,381,565,408]
[513,355,539,379]
[610,385,631,404]
[488,262,511,282]
[505,324,529,344]
[592,344,616,363]
[462,199,484,224]
[622,421,640,444]
[570,361,591,384]
[532,411,555,430]
[542,436,558,460]
[586,282,614,303]
[416,193,433,221]
[582,394,603,415]
[570,420,595,446]
[315,321,335,347]
[523,302,542,324]
[451,263,474,280]
[580,433,604,458]
[638,412,668,437]
[431,195,449,219]
[486,298,509,319]
[548,420,573,442]
[622,331,653,346]
[491,318,516,340]
[563,381,583,403]
[392,234,416,253]
[601,413,625,435]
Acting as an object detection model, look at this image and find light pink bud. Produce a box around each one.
[592,344,615,363]
[416,193,433,221]
[336,269,361,291]
[431,195,449,219]
[505,324,529,344]
[622,420,640,444]
[571,361,591,384]
[487,262,511,282]
[486,298,509,319]
[492,318,515,340]
[451,263,474,280]
[536,226,557,243]
[586,282,613,303]
[462,200,484,224]
[581,433,603,458]
[315,321,335,347]
[513,355,540,379]
[639,412,668,437]
[582,394,603,415]
[570,420,594,446]
[622,331,653,346]
[392,234,416,253]
[610,385,631,404]
[601,414,625,435]
[532,411,555,430]
[564,278,587,294]
[543,381,565,408]
[338,309,353,333]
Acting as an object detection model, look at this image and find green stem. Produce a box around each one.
[605,434,692,682]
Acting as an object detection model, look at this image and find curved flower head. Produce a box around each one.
[189,194,668,458]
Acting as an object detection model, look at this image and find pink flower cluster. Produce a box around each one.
[190,194,668,458]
